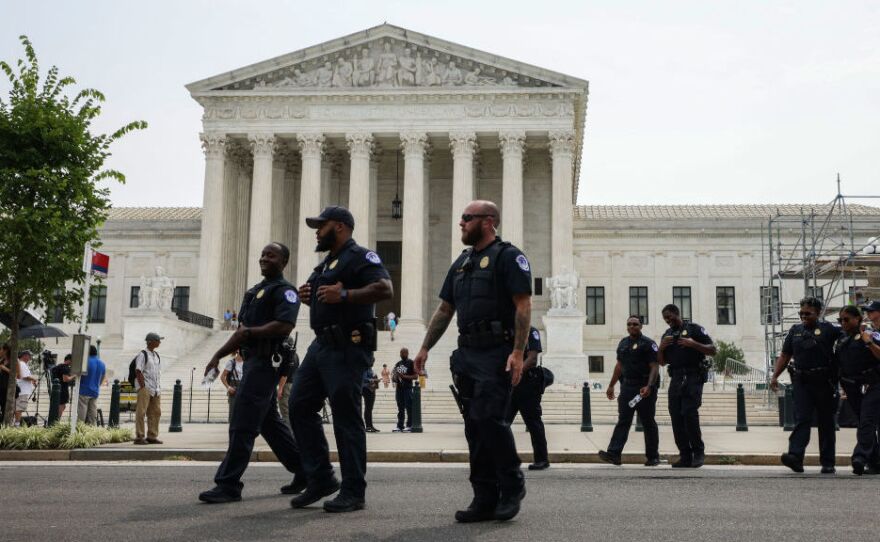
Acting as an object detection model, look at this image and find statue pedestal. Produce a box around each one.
[541,309,589,387]
[123,309,212,359]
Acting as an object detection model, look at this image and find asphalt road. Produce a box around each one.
[2,462,877,542]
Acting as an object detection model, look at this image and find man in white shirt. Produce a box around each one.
[134,332,163,444]
[15,350,37,426]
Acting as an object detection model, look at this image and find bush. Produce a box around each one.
[712,340,749,375]
[0,422,131,450]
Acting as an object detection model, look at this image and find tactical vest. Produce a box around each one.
[309,242,375,331]
[789,323,835,370]
[453,240,513,331]
[836,334,878,377]
[618,337,652,381]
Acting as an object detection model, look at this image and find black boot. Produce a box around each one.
[454,501,496,523]
[494,486,526,521]
[598,450,622,466]
[198,486,241,504]
[290,476,341,508]
[323,493,365,513]
[781,453,804,473]
[280,473,308,495]
[528,461,550,470]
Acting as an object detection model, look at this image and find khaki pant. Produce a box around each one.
[135,387,162,440]
[279,382,293,430]
[77,395,98,425]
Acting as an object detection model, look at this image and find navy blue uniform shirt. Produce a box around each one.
[661,322,712,371]
[782,321,840,370]
[238,275,300,328]
[617,334,659,381]
[835,330,880,377]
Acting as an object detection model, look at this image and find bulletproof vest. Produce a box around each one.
[836,334,877,377]
[664,322,705,371]
[789,323,835,370]
[452,240,513,331]
[617,336,652,380]
[309,241,375,331]
[239,277,289,328]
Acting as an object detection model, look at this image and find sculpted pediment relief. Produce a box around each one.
[214,38,560,91]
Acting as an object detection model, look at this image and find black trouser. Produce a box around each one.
[395,385,413,429]
[608,382,659,460]
[451,345,523,507]
[363,388,376,429]
[668,374,704,461]
[504,374,547,464]
[214,357,302,493]
[789,374,837,467]
[842,381,880,466]
[290,340,369,499]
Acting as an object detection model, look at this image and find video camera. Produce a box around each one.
[41,350,58,370]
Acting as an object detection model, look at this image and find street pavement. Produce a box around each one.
[2,463,877,542]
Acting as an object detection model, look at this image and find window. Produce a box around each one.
[672,286,692,321]
[629,286,649,324]
[534,278,543,296]
[130,286,140,308]
[760,286,780,324]
[586,286,605,325]
[172,286,190,312]
[716,286,736,325]
[806,286,824,303]
[46,288,64,323]
[88,285,107,323]
[588,356,605,374]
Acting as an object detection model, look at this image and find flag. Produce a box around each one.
[91,251,109,277]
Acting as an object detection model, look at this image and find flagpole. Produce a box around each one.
[72,242,92,429]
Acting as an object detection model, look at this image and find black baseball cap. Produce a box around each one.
[305,206,355,230]
[862,300,880,313]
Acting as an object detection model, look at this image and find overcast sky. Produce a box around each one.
[2,0,878,208]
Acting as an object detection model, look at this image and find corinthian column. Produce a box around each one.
[346,133,375,247]
[548,130,576,276]
[449,131,477,260]
[246,133,277,285]
[295,133,325,287]
[500,130,526,248]
[196,133,227,320]
[400,132,429,327]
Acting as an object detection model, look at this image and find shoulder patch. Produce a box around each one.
[284,289,298,304]
[700,327,707,335]
[651,343,659,352]
[365,251,381,264]
[515,254,530,272]
[532,330,540,340]
[873,331,880,341]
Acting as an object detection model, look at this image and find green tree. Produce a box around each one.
[712,340,749,375]
[0,36,146,425]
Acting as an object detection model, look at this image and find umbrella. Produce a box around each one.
[18,324,68,339]
[0,310,43,329]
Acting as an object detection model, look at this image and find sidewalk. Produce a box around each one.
[0,421,861,466]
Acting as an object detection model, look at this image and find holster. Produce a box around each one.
[457,320,510,348]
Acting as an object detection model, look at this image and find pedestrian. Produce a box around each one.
[77,345,106,425]
[380,364,391,389]
[277,336,299,430]
[505,326,549,470]
[14,350,37,426]
[362,363,380,433]
[231,311,238,329]
[864,300,880,330]
[834,305,880,475]
[387,311,397,341]
[220,350,243,424]
[0,343,11,422]
[133,332,163,444]
[658,304,716,468]
[289,206,392,513]
[770,297,840,474]
[599,316,661,467]
[198,242,305,503]
[392,348,417,432]
[414,200,531,522]
[50,354,76,419]
[223,309,233,330]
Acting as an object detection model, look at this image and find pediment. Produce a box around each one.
[187,24,588,93]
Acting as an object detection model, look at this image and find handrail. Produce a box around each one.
[173,308,214,329]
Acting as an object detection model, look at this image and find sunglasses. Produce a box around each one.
[461,213,495,222]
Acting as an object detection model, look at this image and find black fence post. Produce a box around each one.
[411,380,423,433]
[169,379,183,432]
[108,380,121,428]
[48,378,61,426]
[580,382,593,432]
[736,383,748,432]
[783,384,795,432]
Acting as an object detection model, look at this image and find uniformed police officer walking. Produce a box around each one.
[414,200,532,523]
[504,326,549,470]
[289,206,392,513]
[834,305,880,475]
[770,297,840,474]
[658,304,716,468]
[599,315,661,466]
[199,242,305,503]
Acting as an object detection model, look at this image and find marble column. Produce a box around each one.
[449,131,477,260]
[400,132,429,327]
[195,133,227,319]
[548,130,576,277]
[368,144,381,249]
[246,133,277,286]
[346,133,375,246]
[499,130,526,248]
[271,144,293,247]
[295,133,325,287]
[232,153,253,301]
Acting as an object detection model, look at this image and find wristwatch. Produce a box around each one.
[340,288,349,303]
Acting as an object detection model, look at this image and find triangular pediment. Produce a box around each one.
[187,24,588,93]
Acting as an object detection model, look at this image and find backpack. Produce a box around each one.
[128,350,160,387]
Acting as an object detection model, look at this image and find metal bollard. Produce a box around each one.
[635,411,644,433]
[108,380,121,428]
[783,384,795,431]
[411,380,424,433]
[169,379,183,432]
[736,383,748,432]
[48,378,61,426]
[580,382,593,432]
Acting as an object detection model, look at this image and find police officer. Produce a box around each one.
[835,305,880,475]
[414,200,531,523]
[658,304,716,468]
[505,326,549,470]
[599,315,660,467]
[864,300,880,330]
[289,206,392,513]
[199,242,305,503]
[770,296,840,474]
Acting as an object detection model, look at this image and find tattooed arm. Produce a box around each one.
[413,301,455,374]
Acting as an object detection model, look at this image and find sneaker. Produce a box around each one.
[146,438,164,444]
[392,427,403,433]
[454,501,496,523]
[133,439,148,445]
[290,477,341,509]
[198,486,241,504]
[494,486,526,521]
[280,473,308,495]
[820,465,836,474]
[864,464,880,475]
[323,493,365,513]
[644,458,661,467]
[402,427,412,433]
[528,461,550,471]
[781,453,804,473]
[365,427,380,433]
[598,450,622,466]
[852,460,866,476]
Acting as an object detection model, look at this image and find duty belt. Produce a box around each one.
[239,339,283,360]
[315,322,376,350]
[840,367,880,385]
[622,377,650,386]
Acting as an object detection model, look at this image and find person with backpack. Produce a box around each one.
[221,350,244,424]
[133,332,163,444]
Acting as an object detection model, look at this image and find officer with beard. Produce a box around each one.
[415,200,532,523]
[289,206,393,513]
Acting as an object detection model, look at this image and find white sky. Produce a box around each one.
[2,0,878,208]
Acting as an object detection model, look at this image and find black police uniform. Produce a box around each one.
[289,239,390,501]
[393,357,416,430]
[607,333,659,461]
[213,275,304,495]
[440,236,531,509]
[835,329,880,468]
[661,322,713,464]
[782,321,840,468]
[504,327,548,465]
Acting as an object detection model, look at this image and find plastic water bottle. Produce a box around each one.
[628,394,643,408]
[201,367,219,389]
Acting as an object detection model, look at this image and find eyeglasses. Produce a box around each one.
[461,213,495,222]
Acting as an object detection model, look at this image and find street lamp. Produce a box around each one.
[391,150,402,219]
